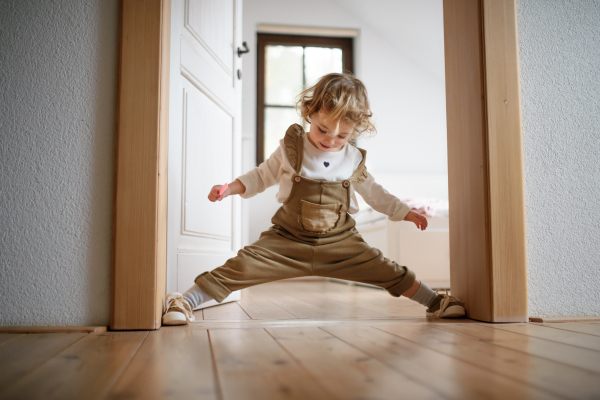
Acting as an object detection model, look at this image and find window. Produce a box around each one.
[256,33,354,164]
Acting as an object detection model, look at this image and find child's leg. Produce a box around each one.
[402,280,438,307]
[313,231,416,297]
[182,283,213,309]
[193,228,313,303]
[314,231,464,317]
[314,231,432,304]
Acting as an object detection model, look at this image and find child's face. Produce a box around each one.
[307,110,355,152]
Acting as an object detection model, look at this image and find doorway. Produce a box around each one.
[111,0,527,330]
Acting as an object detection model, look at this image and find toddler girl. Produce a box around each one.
[162,73,465,325]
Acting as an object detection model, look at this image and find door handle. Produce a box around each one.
[237,42,250,58]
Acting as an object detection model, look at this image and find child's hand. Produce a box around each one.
[403,211,428,231]
[208,184,229,202]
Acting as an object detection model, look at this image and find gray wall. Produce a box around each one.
[518,0,600,317]
[0,0,119,326]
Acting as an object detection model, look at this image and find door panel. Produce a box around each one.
[185,0,234,73]
[181,83,233,243]
[167,0,242,306]
[180,36,235,110]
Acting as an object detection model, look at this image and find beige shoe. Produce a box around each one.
[162,292,196,326]
[426,293,465,318]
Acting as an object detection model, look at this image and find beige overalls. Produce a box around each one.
[195,124,416,302]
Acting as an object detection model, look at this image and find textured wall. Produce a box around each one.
[0,0,119,326]
[518,0,600,317]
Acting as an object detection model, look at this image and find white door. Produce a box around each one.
[167,0,243,309]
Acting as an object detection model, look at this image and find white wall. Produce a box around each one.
[0,0,118,326]
[517,0,600,317]
[241,0,447,244]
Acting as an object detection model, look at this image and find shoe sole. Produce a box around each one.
[162,311,190,326]
[426,305,466,318]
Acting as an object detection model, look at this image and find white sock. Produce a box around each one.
[182,283,213,309]
[409,281,438,307]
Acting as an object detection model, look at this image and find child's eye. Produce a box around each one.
[319,128,326,134]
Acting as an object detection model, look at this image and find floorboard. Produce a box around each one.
[256,285,347,319]
[0,333,86,391]
[0,333,23,348]
[107,328,218,399]
[202,301,251,320]
[238,289,299,320]
[533,322,600,337]
[434,323,600,374]
[488,323,600,351]
[376,323,600,400]
[0,331,147,400]
[2,281,599,399]
[322,325,561,399]
[209,327,337,399]
[266,326,440,399]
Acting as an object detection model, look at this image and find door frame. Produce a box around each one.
[110,0,527,330]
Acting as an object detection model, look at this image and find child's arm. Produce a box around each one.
[236,145,286,198]
[353,172,428,231]
[207,143,287,202]
[208,179,246,202]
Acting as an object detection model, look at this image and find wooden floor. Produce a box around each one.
[2,280,600,399]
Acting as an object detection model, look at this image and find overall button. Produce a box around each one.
[343,180,350,187]
[294,176,301,183]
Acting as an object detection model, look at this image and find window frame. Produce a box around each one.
[256,33,354,165]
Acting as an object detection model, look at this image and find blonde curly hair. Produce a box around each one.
[295,72,376,138]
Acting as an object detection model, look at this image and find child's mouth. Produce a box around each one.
[320,143,331,149]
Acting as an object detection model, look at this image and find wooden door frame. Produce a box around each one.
[110,0,527,330]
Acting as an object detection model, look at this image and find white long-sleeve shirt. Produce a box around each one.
[237,133,410,222]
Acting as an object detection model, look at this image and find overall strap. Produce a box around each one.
[348,147,368,183]
[284,124,304,174]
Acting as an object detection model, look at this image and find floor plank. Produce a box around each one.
[260,283,390,319]
[376,323,600,400]
[238,290,298,320]
[322,325,561,400]
[489,323,600,351]
[266,326,440,399]
[209,328,338,400]
[3,281,598,398]
[529,316,600,323]
[532,322,600,337]
[202,301,251,320]
[434,323,600,374]
[107,327,218,399]
[0,333,86,391]
[193,309,204,321]
[0,333,23,348]
[256,286,347,319]
[251,280,426,319]
[191,318,477,330]
[0,326,106,334]
[323,285,426,318]
[0,331,147,400]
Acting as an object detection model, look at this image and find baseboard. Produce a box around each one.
[529,316,600,323]
[0,326,108,334]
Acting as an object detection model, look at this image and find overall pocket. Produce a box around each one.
[298,200,342,233]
